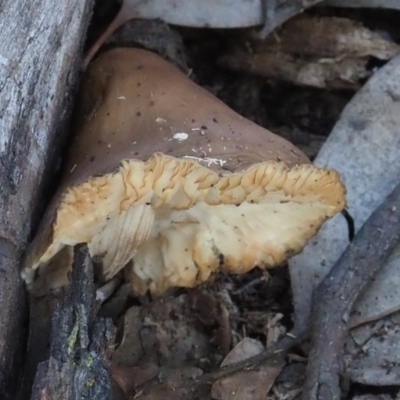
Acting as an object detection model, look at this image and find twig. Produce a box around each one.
[258,0,324,40]
[133,328,307,397]
[301,181,400,400]
[96,276,123,304]
[199,329,306,384]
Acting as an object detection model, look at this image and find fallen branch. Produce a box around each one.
[0,1,93,398]
[301,181,400,400]
[30,245,116,400]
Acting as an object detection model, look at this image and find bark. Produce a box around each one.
[0,1,93,398]
[29,246,116,400]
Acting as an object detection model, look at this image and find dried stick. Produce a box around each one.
[199,329,306,384]
[301,181,400,400]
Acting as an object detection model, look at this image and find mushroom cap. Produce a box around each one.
[22,48,346,296]
[68,48,309,187]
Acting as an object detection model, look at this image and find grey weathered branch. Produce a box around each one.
[0,1,93,398]
[302,180,400,400]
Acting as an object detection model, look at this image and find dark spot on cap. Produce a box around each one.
[218,254,224,265]
[349,118,368,132]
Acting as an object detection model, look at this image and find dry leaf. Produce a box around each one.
[219,16,400,89]
[344,314,400,386]
[211,338,285,400]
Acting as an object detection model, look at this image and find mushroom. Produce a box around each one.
[22,48,346,296]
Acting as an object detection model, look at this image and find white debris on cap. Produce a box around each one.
[171,132,189,142]
[183,155,227,167]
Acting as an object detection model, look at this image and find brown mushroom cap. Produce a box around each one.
[22,48,346,296]
[69,48,309,186]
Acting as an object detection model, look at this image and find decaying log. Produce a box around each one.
[30,245,116,400]
[0,1,93,398]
